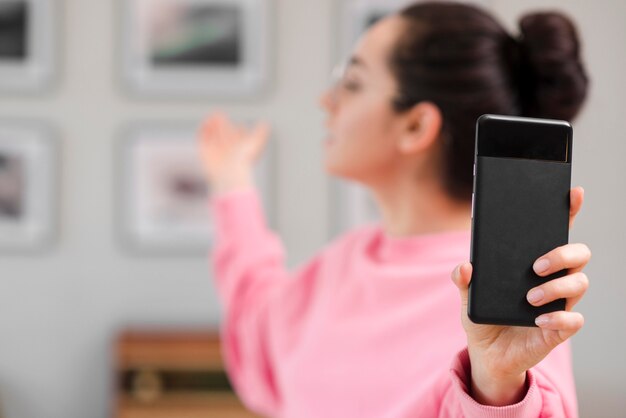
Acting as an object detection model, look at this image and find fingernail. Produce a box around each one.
[527,288,544,304]
[535,315,550,326]
[533,258,550,274]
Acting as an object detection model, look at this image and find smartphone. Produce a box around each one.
[468,114,572,327]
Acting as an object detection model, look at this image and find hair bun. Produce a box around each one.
[515,12,589,121]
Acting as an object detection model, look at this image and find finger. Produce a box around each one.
[199,113,220,141]
[219,114,238,142]
[199,117,221,157]
[236,126,248,141]
[535,311,584,338]
[213,112,227,143]
[252,121,270,140]
[451,262,472,288]
[451,262,472,306]
[533,243,591,276]
[569,187,584,229]
[250,122,270,150]
[527,272,589,308]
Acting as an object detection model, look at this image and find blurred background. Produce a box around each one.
[0,0,624,417]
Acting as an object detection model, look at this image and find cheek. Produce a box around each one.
[325,99,397,180]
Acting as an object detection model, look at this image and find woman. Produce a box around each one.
[198,2,590,417]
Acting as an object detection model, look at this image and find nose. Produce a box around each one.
[319,88,335,113]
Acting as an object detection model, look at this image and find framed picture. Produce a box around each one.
[121,0,271,98]
[0,121,57,251]
[118,122,275,254]
[0,0,56,93]
[330,0,492,236]
[338,0,493,61]
[337,0,410,61]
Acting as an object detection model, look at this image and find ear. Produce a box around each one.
[397,101,443,155]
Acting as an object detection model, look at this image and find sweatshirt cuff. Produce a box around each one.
[450,348,542,418]
[211,188,269,242]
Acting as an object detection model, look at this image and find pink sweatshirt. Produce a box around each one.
[211,189,578,418]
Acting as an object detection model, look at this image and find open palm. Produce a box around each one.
[198,113,269,181]
[198,112,270,195]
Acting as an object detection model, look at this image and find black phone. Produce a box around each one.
[468,114,572,327]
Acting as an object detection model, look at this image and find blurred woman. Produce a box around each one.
[199,2,590,417]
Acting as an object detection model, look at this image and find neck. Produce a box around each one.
[368,172,472,238]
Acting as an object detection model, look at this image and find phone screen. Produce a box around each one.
[477,117,571,163]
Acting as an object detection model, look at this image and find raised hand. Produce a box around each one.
[451,187,590,406]
[198,112,270,195]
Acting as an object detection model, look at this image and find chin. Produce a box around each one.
[323,159,341,177]
[324,159,345,178]
[324,160,359,182]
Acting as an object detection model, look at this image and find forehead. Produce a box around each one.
[351,15,404,71]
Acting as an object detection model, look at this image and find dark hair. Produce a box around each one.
[390,1,589,201]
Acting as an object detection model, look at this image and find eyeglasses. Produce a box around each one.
[328,61,351,102]
[328,62,345,99]
[330,62,347,86]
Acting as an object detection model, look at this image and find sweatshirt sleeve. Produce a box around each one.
[445,341,577,418]
[210,188,322,417]
[401,341,578,418]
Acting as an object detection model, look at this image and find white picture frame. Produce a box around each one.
[338,0,493,61]
[0,120,57,251]
[0,0,56,93]
[121,0,271,98]
[118,122,275,254]
[337,0,411,62]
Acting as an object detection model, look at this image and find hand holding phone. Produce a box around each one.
[450,153,589,406]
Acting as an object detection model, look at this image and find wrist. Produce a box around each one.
[470,364,527,406]
[210,167,254,196]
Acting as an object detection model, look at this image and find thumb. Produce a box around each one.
[249,121,270,157]
[198,113,220,142]
[569,186,584,229]
[451,262,473,307]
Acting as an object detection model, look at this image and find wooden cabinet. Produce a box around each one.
[113,330,260,418]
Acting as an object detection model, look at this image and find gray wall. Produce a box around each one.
[492,1,626,416]
[0,0,623,417]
